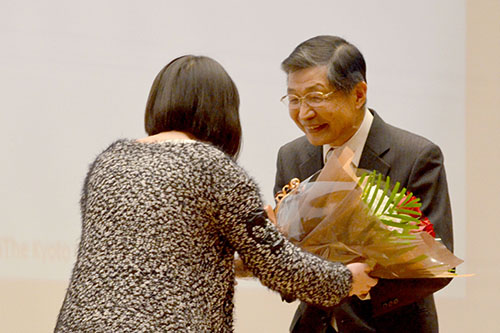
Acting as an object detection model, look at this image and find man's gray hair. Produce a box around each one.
[281,35,366,93]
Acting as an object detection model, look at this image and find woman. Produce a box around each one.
[55,55,376,332]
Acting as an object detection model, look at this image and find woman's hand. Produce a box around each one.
[346,262,378,298]
[264,205,277,226]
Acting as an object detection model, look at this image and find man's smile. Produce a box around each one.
[304,124,327,133]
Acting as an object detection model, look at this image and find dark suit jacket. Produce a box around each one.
[274,111,453,333]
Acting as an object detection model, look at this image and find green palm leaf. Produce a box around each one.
[359,171,422,234]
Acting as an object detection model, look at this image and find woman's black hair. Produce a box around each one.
[145,55,241,158]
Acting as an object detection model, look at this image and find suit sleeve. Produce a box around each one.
[369,143,453,316]
[407,144,453,250]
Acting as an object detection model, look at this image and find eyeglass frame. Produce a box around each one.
[280,91,335,109]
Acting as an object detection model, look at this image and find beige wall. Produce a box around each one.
[434,0,500,332]
[1,1,499,332]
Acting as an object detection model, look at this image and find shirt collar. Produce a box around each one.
[322,108,373,166]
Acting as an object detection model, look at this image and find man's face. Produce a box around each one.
[286,66,365,146]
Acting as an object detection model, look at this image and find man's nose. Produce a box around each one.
[298,102,315,120]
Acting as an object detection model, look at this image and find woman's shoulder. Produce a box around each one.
[186,142,256,186]
[92,138,245,177]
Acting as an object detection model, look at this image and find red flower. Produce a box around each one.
[397,194,422,218]
[398,194,436,238]
[418,216,436,237]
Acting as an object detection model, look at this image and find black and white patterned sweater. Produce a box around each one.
[55,139,352,332]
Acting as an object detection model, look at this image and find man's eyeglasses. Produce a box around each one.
[280,91,334,109]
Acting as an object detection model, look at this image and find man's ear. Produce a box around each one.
[353,81,367,109]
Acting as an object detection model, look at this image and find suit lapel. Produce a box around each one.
[359,110,391,177]
[299,143,323,180]
[359,145,390,176]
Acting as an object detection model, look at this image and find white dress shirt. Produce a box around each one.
[322,108,373,165]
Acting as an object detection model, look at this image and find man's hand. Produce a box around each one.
[346,263,378,297]
[264,205,277,226]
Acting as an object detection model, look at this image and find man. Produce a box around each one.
[274,35,453,332]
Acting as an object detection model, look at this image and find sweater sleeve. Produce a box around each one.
[209,156,352,308]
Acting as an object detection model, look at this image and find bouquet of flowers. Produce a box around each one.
[275,147,463,279]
